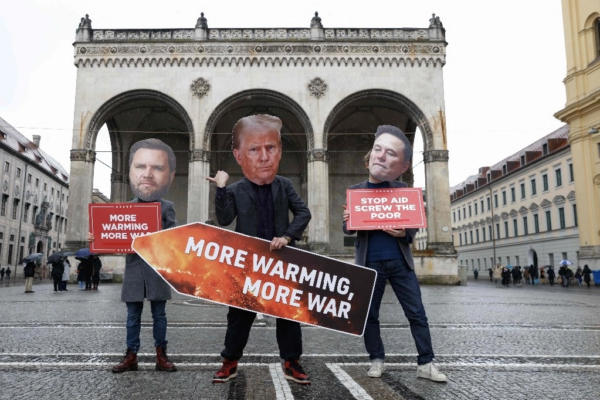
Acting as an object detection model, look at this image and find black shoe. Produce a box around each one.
[283,360,311,385]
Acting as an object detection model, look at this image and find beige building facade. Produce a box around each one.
[449,126,580,273]
[555,0,600,270]
[65,12,458,283]
[0,117,70,277]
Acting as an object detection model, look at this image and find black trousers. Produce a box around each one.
[221,306,302,361]
[53,276,62,291]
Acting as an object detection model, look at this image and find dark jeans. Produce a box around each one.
[53,277,62,291]
[126,301,167,352]
[221,306,302,361]
[61,281,68,291]
[365,259,434,365]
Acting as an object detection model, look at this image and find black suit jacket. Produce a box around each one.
[215,176,311,244]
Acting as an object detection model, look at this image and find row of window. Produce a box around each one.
[460,252,572,270]
[3,161,67,200]
[0,196,67,233]
[454,165,574,222]
[0,240,65,266]
[456,205,577,246]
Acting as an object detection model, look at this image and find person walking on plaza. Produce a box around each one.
[23,261,36,293]
[50,261,64,292]
[540,268,546,285]
[583,265,592,288]
[90,138,177,374]
[559,265,569,287]
[5,267,11,282]
[488,268,493,282]
[0,267,4,282]
[512,266,522,287]
[529,265,538,286]
[83,256,94,291]
[547,266,556,286]
[501,266,511,287]
[207,115,312,385]
[523,268,530,285]
[473,268,479,280]
[342,125,447,382]
[91,255,102,290]
[76,261,85,290]
[492,264,502,287]
[575,267,583,287]
[61,258,71,291]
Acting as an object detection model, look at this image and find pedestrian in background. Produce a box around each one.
[488,268,493,282]
[583,265,592,289]
[558,265,569,287]
[529,265,538,286]
[501,266,511,287]
[575,267,583,288]
[50,261,64,292]
[473,268,479,280]
[92,255,102,290]
[5,267,11,282]
[512,266,522,287]
[0,266,4,282]
[62,258,71,291]
[492,264,502,287]
[83,256,94,291]
[76,261,85,290]
[540,268,546,284]
[523,267,530,285]
[24,261,36,293]
[547,266,556,286]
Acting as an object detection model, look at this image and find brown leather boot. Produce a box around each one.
[112,348,138,373]
[155,346,177,372]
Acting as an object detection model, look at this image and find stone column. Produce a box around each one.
[110,173,129,203]
[307,149,329,252]
[423,150,454,254]
[187,149,211,224]
[65,150,96,251]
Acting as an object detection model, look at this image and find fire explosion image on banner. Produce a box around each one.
[133,222,377,336]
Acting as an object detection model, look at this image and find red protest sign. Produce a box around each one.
[89,203,162,253]
[347,187,426,230]
[132,222,377,337]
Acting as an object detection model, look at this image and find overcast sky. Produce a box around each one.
[0,0,567,197]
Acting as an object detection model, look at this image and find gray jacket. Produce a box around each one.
[121,198,175,302]
[343,180,417,269]
[215,176,311,244]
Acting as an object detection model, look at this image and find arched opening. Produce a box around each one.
[36,240,43,254]
[87,90,193,223]
[527,248,538,269]
[324,89,433,251]
[204,90,312,229]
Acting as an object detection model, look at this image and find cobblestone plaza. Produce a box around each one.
[0,279,598,399]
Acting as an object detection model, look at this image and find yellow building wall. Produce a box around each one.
[556,0,600,268]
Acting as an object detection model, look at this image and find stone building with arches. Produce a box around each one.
[65,12,457,283]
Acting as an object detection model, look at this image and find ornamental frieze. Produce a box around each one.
[422,150,449,163]
[307,149,329,162]
[75,43,444,57]
[189,149,211,162]
[70,149,96,163]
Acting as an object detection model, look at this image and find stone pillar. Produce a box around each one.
[110,173,129,203]
[65,150,96,251]
[187,149,211,224]
[307,149,329,252]
[423,150,454,254]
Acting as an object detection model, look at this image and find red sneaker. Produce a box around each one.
[283,360,311,385]
[213,358,238,383]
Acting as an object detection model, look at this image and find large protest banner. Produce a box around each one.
[133,222,377,336]
[347,187,426,230]
[89,203,162,253]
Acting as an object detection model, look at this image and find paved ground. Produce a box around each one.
[0,277,598,400]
